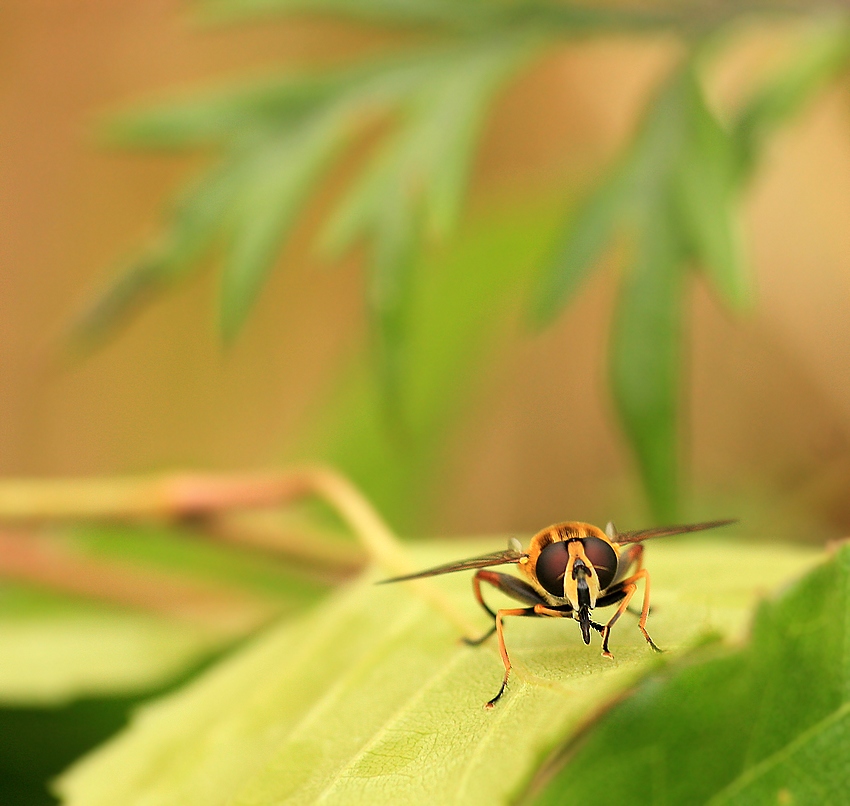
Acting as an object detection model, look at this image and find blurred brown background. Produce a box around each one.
[3,2,850,536]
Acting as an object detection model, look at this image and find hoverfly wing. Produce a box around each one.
[614,519,736,545]
[377,548,524,584]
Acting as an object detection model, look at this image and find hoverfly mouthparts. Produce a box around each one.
[379,518,736,707]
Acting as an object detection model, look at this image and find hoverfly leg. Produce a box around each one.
[463,625,496,647]
[485,607,538,709]
[599,568,661,657]
[463,571,499,645]
[632,567,661,653]
[465,570,548,647]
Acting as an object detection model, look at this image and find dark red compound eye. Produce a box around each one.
[582,536,618,590]
[536,541,570,597]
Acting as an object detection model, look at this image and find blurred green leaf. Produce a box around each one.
[56,538,820,805]
[219,112,352,340]
[299,196,564,532]
[734,20,850,175]
[203,0,489,27]
[532,163,636,324]
[101,56,441,151]
[675,67,750,309]
[529,542,850,805]
[81,39,537,353]
[321,37,535,414]
[535,61,751,519]
[0,522,330,706]
[71,162,244,347]
[0,583,224,706]
[103,75,353,150]
[77,11,850,527]
[611,209,684,523]
[321,38,534,254]
[199,0,760,34]
[69,522,329,603]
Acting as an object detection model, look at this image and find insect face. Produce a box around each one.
[521,524,619,614]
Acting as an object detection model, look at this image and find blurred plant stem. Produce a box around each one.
[0,468,474,633]
[0,529,274,636]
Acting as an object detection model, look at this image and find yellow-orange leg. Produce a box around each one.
[464,570,549,647]
[600,568,661,658]
[486,607,537,708]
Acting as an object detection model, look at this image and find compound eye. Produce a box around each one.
[582,537,618,590]
[536,541,570,597]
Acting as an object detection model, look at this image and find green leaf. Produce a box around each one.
[611,204,685,522]
[320,38,534,416]
[299,195,565,532]
[675,67,750,309]
[70,162,245,347]
[528,542,850,805]
[321,38,532,256]
[219,112,352,341]
[202,0,492,28]
[102,56,436,151]
[532,163,635,324]
[0,522,329,706]
[55,538,821,805]
[734,20,850,176]
[104,74,355,150]
[0,583,224,706]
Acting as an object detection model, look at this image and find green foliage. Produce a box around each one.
[0,523,327,706]
[298,198,563,531]
[534,63,747,519]
[529,542,850,805]
[0,582,222,706]
[0,698,145,806]
[55,538,820,805]
[733,20,850,175]
[74,5,850,527]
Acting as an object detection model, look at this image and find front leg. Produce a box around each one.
[464,570,549,646]
[597,568,661,658]
[486,607,538,708]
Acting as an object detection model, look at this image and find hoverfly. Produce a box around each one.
[380,519,734,707]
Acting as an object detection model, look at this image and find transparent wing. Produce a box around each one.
[377,548,524,584]
[614,519,736,545]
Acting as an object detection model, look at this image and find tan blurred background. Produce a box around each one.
[3,2,850,536]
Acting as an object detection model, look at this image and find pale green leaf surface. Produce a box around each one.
[530,543,850,805]
[0,584,224,706]
[0,523,327,705]
[57,538,820,805]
